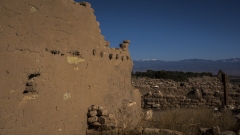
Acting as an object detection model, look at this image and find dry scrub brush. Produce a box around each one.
[140,108,237,134]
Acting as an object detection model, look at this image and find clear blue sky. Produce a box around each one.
[76,0,240,61]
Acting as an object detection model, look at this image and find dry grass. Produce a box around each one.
[140,108,237,135]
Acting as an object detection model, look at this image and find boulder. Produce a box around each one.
[119,43,129,51]
[152,90,163,98]
[90,105,98,111]
[97,109,108,116]
[98,124,114,131]
[90,122,101,127]
[219,131,236,135]
[180,82,185,87]
[144,109,153,120]
[107,113,115,120]
[105,41,110,47]
[143,127,184,135]
[98,116,109,124]
[199,127,210,135]
[143,128,160,135]
[160,129,184,135]
[135,126,144,134]
[86,129,100,135]
[152,104,161,108]
[187,88,202,100]
[98,106,104,111]
[123,40,130,44]
[88,110,98,117]
[147,91,152,96]
[88,116,98,124]
[199,126,220,135]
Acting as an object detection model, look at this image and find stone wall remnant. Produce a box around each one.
[87,105,117,132]
[133,76,240,110]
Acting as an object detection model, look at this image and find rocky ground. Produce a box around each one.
[131,76,240,135]
[132,76,240,109]
[86,76,240,134]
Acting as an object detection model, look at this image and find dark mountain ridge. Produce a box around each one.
[133,58,240,76]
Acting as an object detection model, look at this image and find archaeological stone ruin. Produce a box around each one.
[2,0,240,135]
[133,76,240,110]
[0,0,142,134]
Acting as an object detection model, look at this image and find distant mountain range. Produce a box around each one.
[133,58,240,76]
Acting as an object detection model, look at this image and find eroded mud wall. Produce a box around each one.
[0,0,141,134]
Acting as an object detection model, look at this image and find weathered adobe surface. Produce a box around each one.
[0,0,142,134]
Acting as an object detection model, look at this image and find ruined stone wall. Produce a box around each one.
[133,76,240,110]
[143,91,240,110]
[0,0,142,134]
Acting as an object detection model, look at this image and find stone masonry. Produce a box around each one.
[132,76,240,110]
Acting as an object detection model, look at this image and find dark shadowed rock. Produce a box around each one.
[160,129,184,135]
[219,131,236,135]
[88,116,99,124]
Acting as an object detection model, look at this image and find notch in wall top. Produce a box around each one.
[104,41,110,47]
[77,1,91,8]
[123,40,130,44]
[28,73,40,80]
[120,40,130,51]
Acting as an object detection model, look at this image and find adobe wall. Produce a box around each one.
[0,0,142,134]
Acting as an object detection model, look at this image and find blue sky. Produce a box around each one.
[76,0,240,61]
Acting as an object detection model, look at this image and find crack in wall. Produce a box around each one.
[7,24,25,36]
[3,7,22,15]
[5,45,40,53]
[46,16,71,22]
[45,15,74,27]
[48,27,71,35]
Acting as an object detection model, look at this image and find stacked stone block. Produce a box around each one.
[87,105,116,132]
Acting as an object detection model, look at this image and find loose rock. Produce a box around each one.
[88,116,98,124]
[97,109,107,116]
[98,116,109,124]
[88,110,97,117]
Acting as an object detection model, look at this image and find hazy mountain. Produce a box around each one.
[133,58,240,76]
